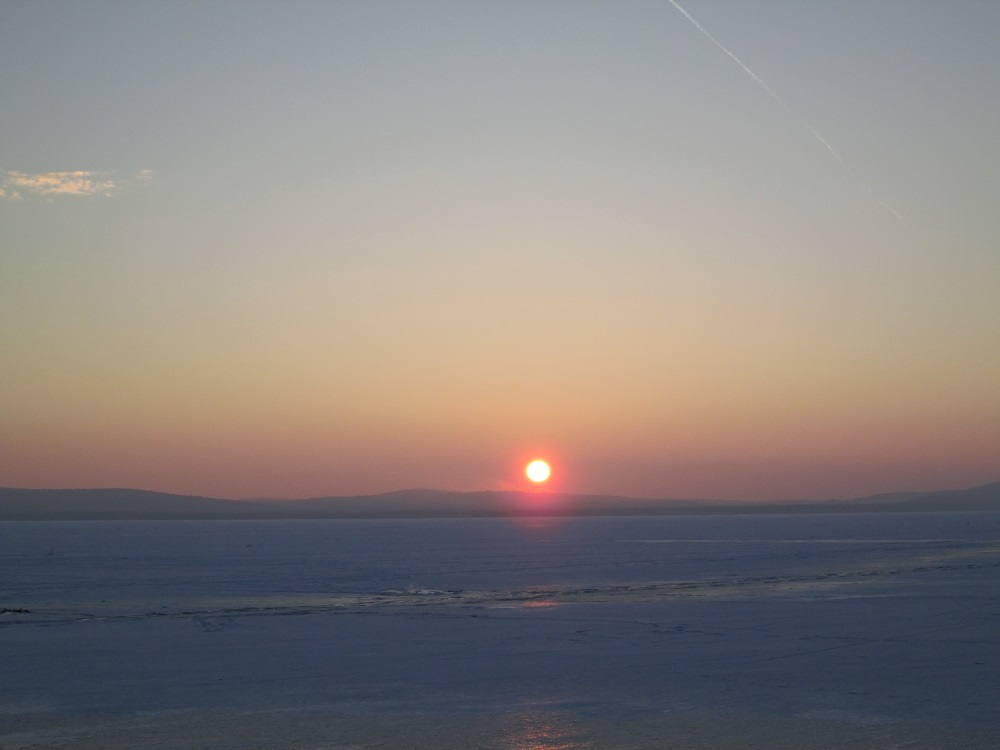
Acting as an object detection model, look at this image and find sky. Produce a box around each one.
[2,1,998,501]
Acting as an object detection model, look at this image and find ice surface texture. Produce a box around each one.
[3,513,1000,748]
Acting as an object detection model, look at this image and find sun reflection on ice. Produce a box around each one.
[498,711,591,750]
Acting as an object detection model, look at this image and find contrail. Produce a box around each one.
[665,0,901,219]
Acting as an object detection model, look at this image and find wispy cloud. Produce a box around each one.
[1,169,153,200]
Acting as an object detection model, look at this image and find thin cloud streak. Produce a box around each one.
[665,0,901,219]
[0,169,153,199]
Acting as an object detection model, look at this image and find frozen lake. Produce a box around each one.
[3,512,1000,748]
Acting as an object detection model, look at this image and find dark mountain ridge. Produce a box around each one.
[2,482,999,520]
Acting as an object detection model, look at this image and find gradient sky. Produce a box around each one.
[2,1,998,500]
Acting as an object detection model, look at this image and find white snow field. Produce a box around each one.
[2,512,999,748]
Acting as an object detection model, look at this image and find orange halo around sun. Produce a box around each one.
[525,459,551,483]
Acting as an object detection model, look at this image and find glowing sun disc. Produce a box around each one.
[526,459,551,483]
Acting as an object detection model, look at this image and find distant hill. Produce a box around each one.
[0,488,245,520]
[2,482,999,520]
[0,486,709,520]
[847,482,1000,511]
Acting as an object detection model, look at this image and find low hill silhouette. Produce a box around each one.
[2,482,999,520]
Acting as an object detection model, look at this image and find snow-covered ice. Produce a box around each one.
[2,513,999,748]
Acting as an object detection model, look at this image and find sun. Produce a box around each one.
[525,459,551,484]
